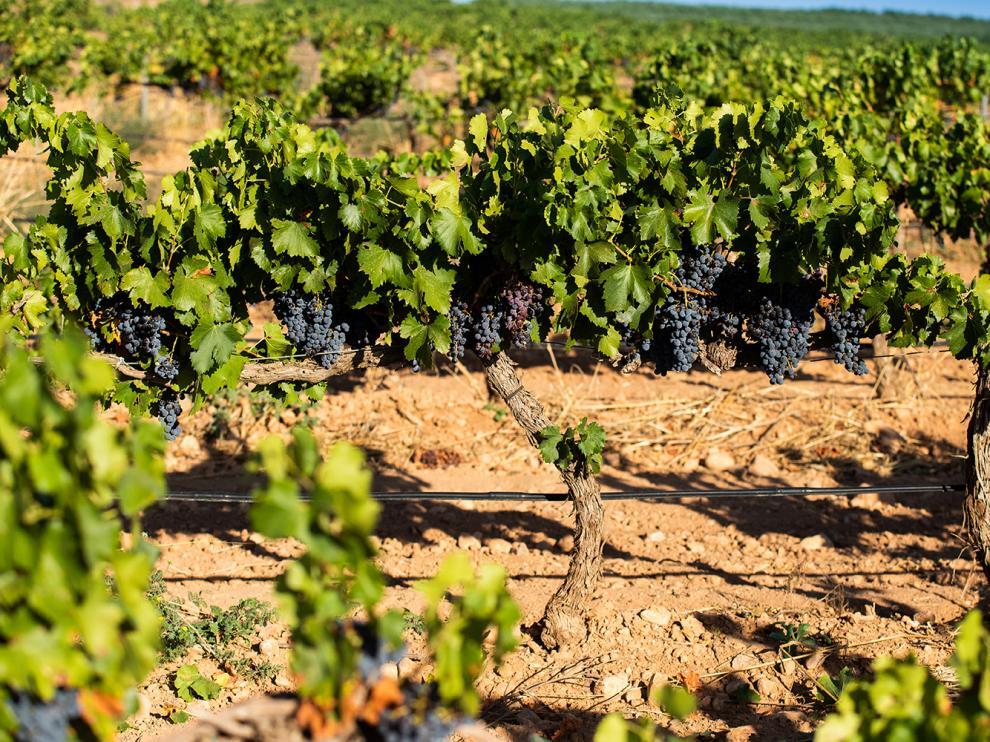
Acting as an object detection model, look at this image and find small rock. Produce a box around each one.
[556,535,575,553]
[186,701,212,718]
[731,653,758,671]
[488,538,512,554]
[705,448,736,472]
[597,673,630,697]
[779,657,797,676]
[511,541,529,555]
[380,662,400,682]
[748,454,780,479]
[457,534,482,550]
[647,530,666,543]
[800,534,832,551]
[135,693,153,720]
[686,541,706,555]
[258,638,279,657]
[398,657,418,680]
[756,677,777,699]
[678,615,706,640]
[726,725,758,742]
[640,608,673,627]
[178,435,202,457]
[624,686,646,704]
[273,673,293,689]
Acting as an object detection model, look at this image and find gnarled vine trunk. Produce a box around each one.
[483,352,604,649]
[872,333,895,400]
[965,363,990,609]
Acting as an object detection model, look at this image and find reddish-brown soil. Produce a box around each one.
[127,334,980,741]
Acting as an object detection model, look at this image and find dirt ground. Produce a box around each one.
[121,328,981,741]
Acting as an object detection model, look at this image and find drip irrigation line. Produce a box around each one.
[162,482,964,505]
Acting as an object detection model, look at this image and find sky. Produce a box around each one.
[649,0,990,19]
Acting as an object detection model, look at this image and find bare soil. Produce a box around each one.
[122,331,981,741]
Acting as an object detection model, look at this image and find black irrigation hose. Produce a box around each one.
[161,482,965,505]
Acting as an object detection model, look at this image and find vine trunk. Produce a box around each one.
[483,352,605,649]
[965,363,990,609]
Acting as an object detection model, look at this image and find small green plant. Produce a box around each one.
[538,418,606,474]
[816,667,855,706]
[248,430,520,737]
[816,610,990,741]
[416,553,520,715]
[173,665,223,703]
[768,621,834,659]
[149,573,279,680]
[594,683,695,741]
[0,326,165,740]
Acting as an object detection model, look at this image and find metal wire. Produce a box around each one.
[162,482,964,505]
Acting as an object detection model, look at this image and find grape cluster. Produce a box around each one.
[151,391,183,441]
[274,289,348,369]
[472,303,504,361]
[826,306,868,375]
[499,281,546,347]
[653,301,703,374]
[617,322,651,366]
[651,246,727,375]
[370,706,458,742]
[748,296,815,385]
[8,689,80,742]
[358,683,458,742]
[447,301,471,362]
[85,293,178,382]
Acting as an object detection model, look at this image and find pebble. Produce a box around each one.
[730,653,758,671]
[726,725,758,742]
[800,534,833,551]
[640,608,673,627]
[186,700,212,718]
[488,538,512,554]
[647,530,666,543]
[511,541,529,555]
[624,686,645,704]
[258,638,279,657]
[398,657,418,680]
[748,454,780,478]
[556,534,575,553]
[756,677,777,699]
[380,662,400,682]
[457,534,482,550]
[178,435,202,457]
[678,615,706,640]
[274,673,293,689]
[597,673,630,697]
[704,448,736,472]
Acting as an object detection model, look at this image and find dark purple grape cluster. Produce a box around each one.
[749,296,814,385]
[651,246,727,374]
[472,303,504,361]
[8,689,80,742]
[85,293,178,382]
[358,683,458,742]
[447,301,471,362]
[826,306,868,375]
[499,281,546,347]
[617,321,651,366]
[274,288,348,369]
[653,301,703,374]
[151,391,183,441]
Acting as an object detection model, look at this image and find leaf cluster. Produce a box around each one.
[0,326,165,740]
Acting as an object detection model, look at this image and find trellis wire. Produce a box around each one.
[162,482,963,505]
